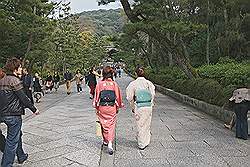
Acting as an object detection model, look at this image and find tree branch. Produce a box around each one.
[120,0,140,23]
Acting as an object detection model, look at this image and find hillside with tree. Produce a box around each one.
[76,9,125,36]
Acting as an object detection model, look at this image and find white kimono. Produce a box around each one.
[126,77,155,148]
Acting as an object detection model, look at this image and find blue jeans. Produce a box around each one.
[0,116,26,167]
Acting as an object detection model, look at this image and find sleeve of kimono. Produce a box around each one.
[126,82,134,102]
[93,83,100,109]
[114,82,123,108]
[126,82,135,110]
[148,81,155,100]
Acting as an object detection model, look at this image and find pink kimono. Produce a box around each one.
[93,78,123,143]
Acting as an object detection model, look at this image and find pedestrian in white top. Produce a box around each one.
[126,67,155,150]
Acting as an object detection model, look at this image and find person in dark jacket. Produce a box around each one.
[85,67,97,99]
[0,68,6,153]
[45,72,53,92]
[53,72,60,91]
[0,57,39,166]
[33,73,43,103]
[64,69,73,95]
[21,68,34,104]
[229,88,250,140]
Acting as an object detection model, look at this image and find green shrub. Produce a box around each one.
[198,62,250,87]
[143,62,248,107]
[172,78,226,106]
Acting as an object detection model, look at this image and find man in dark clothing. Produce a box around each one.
[64,70,73,95]
[21,68,34,104]
[53,72,60,91]
[0,58,39,166]
[85,67,97,99]
[33,73,43,103]
[0,68,6,153]
[45,72,53,92]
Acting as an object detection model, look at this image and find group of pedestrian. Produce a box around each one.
[93,66,155,155]
[1,56,248,167]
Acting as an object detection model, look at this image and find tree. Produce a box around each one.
[99,0,206,78]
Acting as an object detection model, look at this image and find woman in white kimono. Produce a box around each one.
[126,67,155,150]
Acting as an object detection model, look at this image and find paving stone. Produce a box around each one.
[114,158,170,167]
[64,150,99,167]
[160,140,209,150]
[35,138,71,150]
[29,145,80,162]
[22,133,54,146]
[115,149,142,159]
[168,155,229,167]
[222,156,250,167]
[65,163,87,167]
[22,143,45,154]
[23,126,60,137]
[190,147,247,157]
[171,134,215,142]
[24,156,73,167]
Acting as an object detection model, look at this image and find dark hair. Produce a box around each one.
[4,57,22,73]
[0,68,5,79]
[135,66,145,77]
[89,67,94,73]
[102,66,113,80]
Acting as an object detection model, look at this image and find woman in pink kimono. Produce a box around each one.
[93,66,123,155]
[126,67,155,150]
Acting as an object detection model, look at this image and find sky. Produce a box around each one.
[54,0,121,13]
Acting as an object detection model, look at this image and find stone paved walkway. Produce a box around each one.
[1,74,250,167]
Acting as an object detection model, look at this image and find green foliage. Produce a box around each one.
[146,62,249,106]
[173,78,229,106]
[145,66,187,89]
[0,1,112,76]
[198,62,250,87]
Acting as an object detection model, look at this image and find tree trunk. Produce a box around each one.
[168,52,173,66]
[180,36,190,62]
[222,0,228,25]
[206,27,210,64]
[141,47,154,69]
[26,34,33,55]
[28,60,34,74]
[206,0,210,65]
[120,0,141,23]
[24,6,36,64]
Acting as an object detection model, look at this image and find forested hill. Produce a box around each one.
[77,9,125,36]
